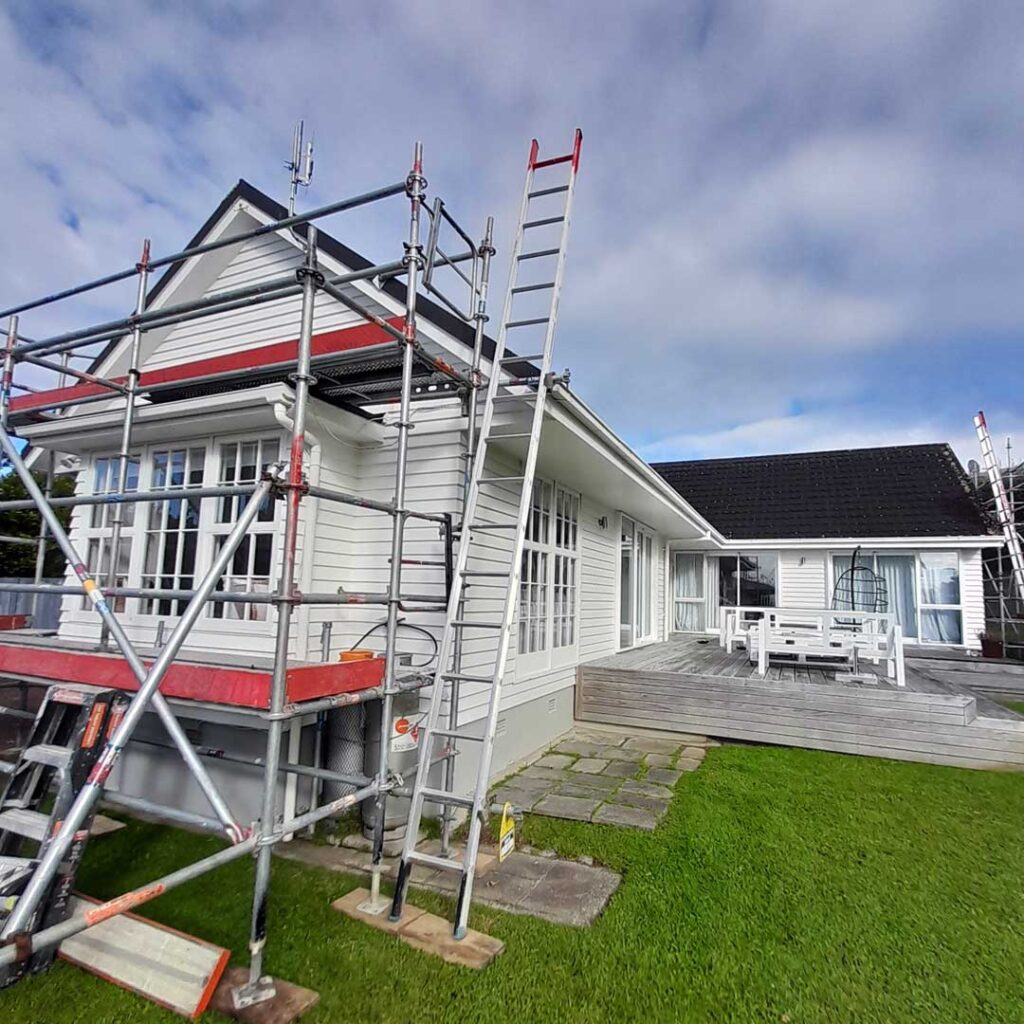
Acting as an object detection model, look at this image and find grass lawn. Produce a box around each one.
[1002,700,1024,716]
[4,743,1024,1024]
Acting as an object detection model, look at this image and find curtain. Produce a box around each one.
[673,553,703,631]
[877,555,918,639]
[921,609,962,643]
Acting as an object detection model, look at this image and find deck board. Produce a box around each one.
[577,636,1024,771]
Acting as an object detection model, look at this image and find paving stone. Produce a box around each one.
[592,803,659,831]
[645,767,683,786]
[553,781,612,800]
[594,745,644,762]
[671,733,711,746]
[491,774,554,798]
[706,738,722,747]
[490,786,546,811]
[601,760,643,779]
[532,794,601,822]
[519,765,569,783]
[534,753,576,770]
[557,772,621,794]
[613,790,670,812]
[553,740,609,758]
[571,757,610,774]
[622,736,682,755]
[645,753,675,768]
[618,779,673,799]
[677,757,704,772]
[572,729,628,747]
[680,746,707,761]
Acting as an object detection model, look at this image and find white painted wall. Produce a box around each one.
[960,548,985,651]
[778,550,828,608]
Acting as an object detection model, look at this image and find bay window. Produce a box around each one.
[80,434,280,624]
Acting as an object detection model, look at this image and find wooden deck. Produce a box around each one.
[576,635,1024,771]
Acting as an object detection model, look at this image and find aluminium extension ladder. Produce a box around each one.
[0,683,128,986]
[390,129,583,937]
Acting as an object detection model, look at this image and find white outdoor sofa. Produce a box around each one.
[719,606,906,686]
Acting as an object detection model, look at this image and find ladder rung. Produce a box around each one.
[500,353,544,364]
[441,672,495,684]
[479,475,525,484]
[418,788,475,809]
[486,431,531,440]
[532,153,573,169]
[505,315,550,328]
[0,808,50,842]
[408,850,466,873]
[467,521,518,530]
[511,281,556,294]
[528,185,569,198]
[517,248,559,262]
[451,620,504,630]
[460,569,512,578]
[0,854,36,888]
[22,744,73,769]
[430,729,485,742]
[523,216,566,229]
[491,393,537,404]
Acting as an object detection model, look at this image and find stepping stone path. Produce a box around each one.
[490,728,712,831]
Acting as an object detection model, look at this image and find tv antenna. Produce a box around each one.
[286,120,314,215]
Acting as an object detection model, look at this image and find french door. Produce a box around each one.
[619,516,654,648]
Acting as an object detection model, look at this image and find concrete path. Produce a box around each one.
[490,726,715,831]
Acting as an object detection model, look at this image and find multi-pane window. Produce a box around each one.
[919,552,962,644]
[553,488,579,648]
[518,481,579,659]
[140,447,206,616]
[519,481,551,655]
[210,438,280,621]
[80,435,280,625]
[82,455,139,611]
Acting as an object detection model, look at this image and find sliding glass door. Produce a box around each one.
[673,552,704,631]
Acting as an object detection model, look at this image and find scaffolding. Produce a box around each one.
[971,412,1024,661]
[0,140,499,1006]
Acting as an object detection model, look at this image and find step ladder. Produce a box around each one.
[389,129,582,938]
[0,683,128,986]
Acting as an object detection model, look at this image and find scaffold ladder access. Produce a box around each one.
[390,129,583,939]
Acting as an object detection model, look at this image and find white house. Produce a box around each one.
[8,181,997,821]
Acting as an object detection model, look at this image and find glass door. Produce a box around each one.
[619,517,635,648]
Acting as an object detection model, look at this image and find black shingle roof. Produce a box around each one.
[651,444,994,540]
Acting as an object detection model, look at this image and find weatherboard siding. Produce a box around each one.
[778,550,828,608]
[961,548,984,652]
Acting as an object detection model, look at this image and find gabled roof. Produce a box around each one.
[89,178,503,378]
[651,444,994,540]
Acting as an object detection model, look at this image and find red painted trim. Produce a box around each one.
[0,643,384,709]
[9,318,404,414]
[0,614,27,630]
[531,154,572,169]
[571,127,583,172]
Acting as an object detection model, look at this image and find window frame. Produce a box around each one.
[516,479,580,677]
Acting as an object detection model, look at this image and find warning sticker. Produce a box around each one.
[391,715,421,752]
[499,802,515,863]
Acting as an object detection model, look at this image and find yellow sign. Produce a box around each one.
[498,802,515,863]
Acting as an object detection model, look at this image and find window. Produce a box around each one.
[82,454,139,611]
[830,551,963,644]
[713,552,777,622]
[518,481,579,662]
[673,552,704,631]
[210,438,281,621]
[919,552,962,644]
[140,446,206,616]
[79,435,281,625]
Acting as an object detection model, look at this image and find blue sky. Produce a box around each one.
[1,0,1022,466]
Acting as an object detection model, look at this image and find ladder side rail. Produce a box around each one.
[453,139,582,937]
[976,413,1024,602]
[389,160,539,871]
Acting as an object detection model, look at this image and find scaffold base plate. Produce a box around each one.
[212,967,319,1024]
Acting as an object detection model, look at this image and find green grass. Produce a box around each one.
[4,744,1024,1023]
[1002,700,1024,716]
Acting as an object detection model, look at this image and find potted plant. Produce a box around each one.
[979,629,1004,659]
